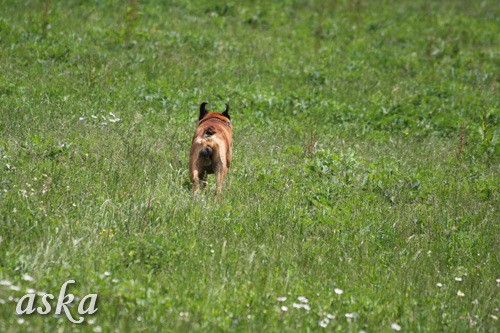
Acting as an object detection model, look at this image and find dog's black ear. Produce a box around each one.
[199,102,208,120]
[222,103,230,120]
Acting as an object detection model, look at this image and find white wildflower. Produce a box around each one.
[298,296,308,303]
[391,323,401,331]
[108,113,121,122]
[292,303,310,311]
[22,274,34,282]
[0,280,12,286]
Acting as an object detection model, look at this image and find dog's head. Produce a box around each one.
[199,102,231,122]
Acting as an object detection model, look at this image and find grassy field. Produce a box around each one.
[0,0,499,331]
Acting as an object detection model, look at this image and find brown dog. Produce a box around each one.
[189,102,232,194]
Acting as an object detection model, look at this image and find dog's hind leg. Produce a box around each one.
[215,167,228,196]
[190,168,201,193]
[190,154,204,194]
[216,170,226,194]
[214,155,228,195]
[226,146,233,169]
[200,170,208,192]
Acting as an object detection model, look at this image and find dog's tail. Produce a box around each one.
[205,126,216,136]
[200,146,212,158]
